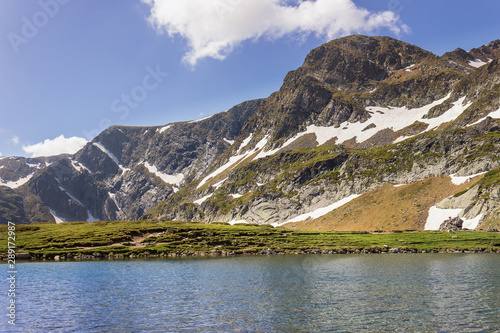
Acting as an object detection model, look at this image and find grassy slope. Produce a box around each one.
[1,220,499,259]
[283,175,483,231]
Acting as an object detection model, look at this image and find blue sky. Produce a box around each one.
[0,0,499,157]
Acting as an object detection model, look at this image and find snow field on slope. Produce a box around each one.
[143,162,184,186]
[0,174,33,189]
[272,194,360,227]
[228,219,248,225]
[49,208,66,224]
[157,125,172,133]
[197,134,269,189]
[425,206,483,230]
[194,193,213,205]
[254,95,472,158]
[450,172,487,185]
[468,59,491,68]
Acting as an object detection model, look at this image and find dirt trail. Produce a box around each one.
[80,233,161,250]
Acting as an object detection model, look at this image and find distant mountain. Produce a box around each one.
[2,35,500,231]
[442,39,500,70]
[1,100,261,223]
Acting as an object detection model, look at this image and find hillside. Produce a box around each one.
[2,35,500,231]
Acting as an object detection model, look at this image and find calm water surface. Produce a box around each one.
[2,254,500,332]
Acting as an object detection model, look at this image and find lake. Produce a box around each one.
[2,254,500,332]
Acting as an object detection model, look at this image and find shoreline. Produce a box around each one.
[3,221,500,262]
[4,247,500,262]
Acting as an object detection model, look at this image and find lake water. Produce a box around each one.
[2,254,500,332]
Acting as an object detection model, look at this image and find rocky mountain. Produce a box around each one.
[2,35,500,231]
[442,39,500,70]
[1,100,261,223]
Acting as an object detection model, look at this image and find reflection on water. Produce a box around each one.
[2,254,499,332]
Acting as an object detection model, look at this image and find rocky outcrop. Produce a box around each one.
[439,217,463,232]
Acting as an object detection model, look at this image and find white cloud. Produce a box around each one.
[22,135,88,157]
[11,136,19,145]
[142,0,409,66]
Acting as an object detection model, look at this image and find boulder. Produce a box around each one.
[439,217,463,232]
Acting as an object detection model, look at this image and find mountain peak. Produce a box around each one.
[442,39,500,70]
[299,35,433,91]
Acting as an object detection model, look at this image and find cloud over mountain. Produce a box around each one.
[22,135,88,157]
[142,0,409,65]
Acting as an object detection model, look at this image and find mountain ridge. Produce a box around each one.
[2,35,500,231]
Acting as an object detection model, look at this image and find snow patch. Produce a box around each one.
[58,185,99,221]
[231,193,243,199]
[71,160,93,174]
[273,194,360,227]
[251,135,273,160]
[86,211,99,223]
[197,134,259,189]
[189,114,214,123]
[197,154,247,189]
[302,95,452,145]
[49,208,66,224]
[450,172,487,185]
[265,95,472,149]
[93,142,129,172]
[228,219,248,225]
[254,135,269,150]
[424,207,463,230]
[404,64,415,71]
[466,107,500,127]
[425,207,483,230]
[463,214,483,230]
[223,138,235,145]
[238,134,253,153]
[143,162,184,186]
[212,177,228,189]
[58,186,85,207]
[108,192,121,211]
[158,125,172,133]
[393,184,406,188]
[468,59,488,68]
[193,193,213,205]
[422,96,471,130]
[0,174,33,189]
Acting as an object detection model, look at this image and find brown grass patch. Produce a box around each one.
[284,175,484,231]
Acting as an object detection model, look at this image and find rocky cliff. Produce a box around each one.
[1,99,262,223]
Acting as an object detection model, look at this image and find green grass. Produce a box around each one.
[1,221,499,259]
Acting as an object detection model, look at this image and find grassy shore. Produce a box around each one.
[1,220,500,260]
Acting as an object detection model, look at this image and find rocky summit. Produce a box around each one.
[2,35,500,231]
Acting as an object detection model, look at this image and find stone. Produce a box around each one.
[262,248,276,255]
[439,217,463,232]
[15,253,31,260]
